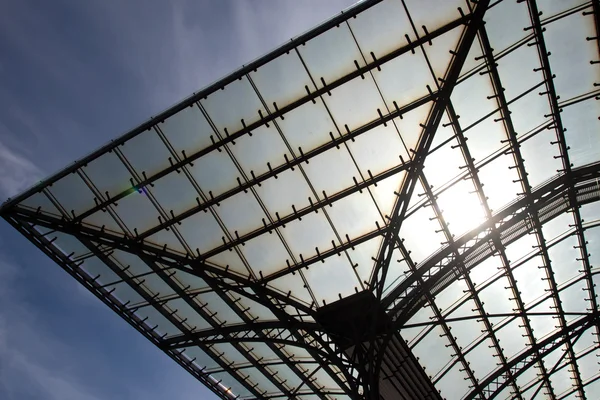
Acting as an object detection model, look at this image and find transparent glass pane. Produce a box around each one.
[304,254,359,305]
[303,144,357,195]
[188,148,240,197]
[513,256,550,305]
[160,103,214,156]
[83,151,133,198]
[412,325,453,376]
[242,232,290,277]
[278,99,337,153]
[200,76,264,136]
[436,179,486,237]
[324,74,385,132]
[279,210,336,261]
[465,337,498,384]
[348,0,411,59]
[476,153,521,213]
[547,235,581,285]
[216,191,265,237]
[563,100,600,168]
[19,191,61,216]
[347,120,409,177]
[249,51,312,110]
[150,171,198,217]
[256,168,312,218]
[483,0,531,53]
[229,124,289,177]
[298,23,363,88]
[178,211,226,255]
[327,191,382,240]
[112,188,160,233]
[494,318,528,360]
[544,11,597,100]
[372,52,434,110]
[423,25,463,81]
[520,130,563,188]
[47,172,95,217]
[400,199,444,263]
[120,129,171,178]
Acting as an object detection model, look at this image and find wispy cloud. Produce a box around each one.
[0,139,42,199]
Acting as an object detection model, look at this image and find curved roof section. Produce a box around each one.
[2,0,600,399]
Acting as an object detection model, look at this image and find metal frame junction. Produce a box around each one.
[2,0,600,399]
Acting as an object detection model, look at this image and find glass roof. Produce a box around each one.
[2,0,600,399]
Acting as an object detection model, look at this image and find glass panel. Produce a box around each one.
[484,0,531,53]
[327,191,382,240]
[369,170,405,218]
[303,145,357,195]
[150,171,198,217]
[542,210,573,241]
[452,70,497,130]
[120,129,171,178]
[412,325,453,376]
[469,254,502,288]
[349,236,381,288]
[436,366,471,400]
[242,232,290,277]
[494,317,528,360]
[278,99,337,153]
[464,112,507,163]
[550,366,574,396]
[79,256,120,286]
[435,279,467,314]
[436,179,486,237]
[249,51,312,110]
[424,25,463,81]
[256,168,313,218]
[448,314,486,350]
[178,211,225,255]
[479,275,517,315]
[513,256,550,305]
[563,100,600,168]
[544,10,597,100]
[160,103,214,156]
[347,119,409,177]
[371,51,434,110]
[216,191,265,237]
[520,130,563,188]
[19,191,61,216]
[298,23,363,87]
[404,0,465,32]
[559,280,588,321]
[112,188,160,233]
[324,74,385,133]
[200,76,265,135]
[400,200,444,263]
[465,337,498,384]
[395,102,432,154]
[236,294,276,322]
[83,151,133,198]
[268,272,314,306]
[577,349,598,382]
[135,306,181,337]
[511,100,551,148]
[348,0,411,59]
[229,124,289,177]
[528,298,556,341]
[83,208,123,234]
[195,292,244,326]
[188,148,240,197]
[206,249,248,276]
[279,210,336,260]
[304,254,359,305]
[547,234,580,285]
[423,141,464,190]
[47,172,95,217]
[477,153,521,213]
[167,298,211,331]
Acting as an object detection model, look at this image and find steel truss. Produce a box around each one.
[2,0,600,399]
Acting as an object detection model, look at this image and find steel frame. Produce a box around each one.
[2,0,600,399]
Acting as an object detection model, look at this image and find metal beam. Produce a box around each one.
[464,313,600,400]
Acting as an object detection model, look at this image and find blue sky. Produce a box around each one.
[0,1,355,399]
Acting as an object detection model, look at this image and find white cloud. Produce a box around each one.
[0,139,42,199]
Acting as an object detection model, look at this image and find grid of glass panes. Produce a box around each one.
[3,0,600,399]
